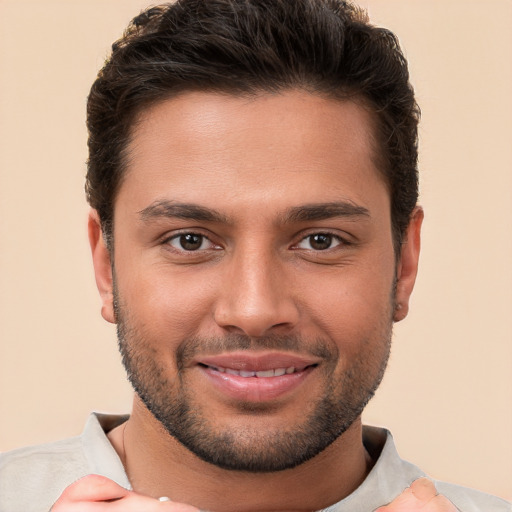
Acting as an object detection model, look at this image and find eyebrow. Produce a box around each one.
[282,202,370,223]
[138,200,229,224]
[138,200,370,225]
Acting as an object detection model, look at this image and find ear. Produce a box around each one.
[394,206,423,322]
[88,209,116,324]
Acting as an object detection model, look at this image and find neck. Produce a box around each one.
[108,398,373,512]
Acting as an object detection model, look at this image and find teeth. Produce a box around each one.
[209,366,297,377]
[255,369,274,378]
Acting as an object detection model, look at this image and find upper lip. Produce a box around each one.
[194,351,322,372]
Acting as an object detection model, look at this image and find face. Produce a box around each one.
[90,90,421,472]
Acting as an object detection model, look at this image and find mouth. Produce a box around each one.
[198,363,315,378]
[194,352,321,402]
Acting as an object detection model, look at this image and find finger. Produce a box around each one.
[374,478,459,512]
[57,474,130,503]
[409,477,438,502]
[374,478,436,511]
[106,493,202,512]
[409,478,459,510]
[52,491,201,512]
[52,475,202,512]
[422,494,460,512]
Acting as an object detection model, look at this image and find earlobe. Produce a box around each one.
[394,206,423,322]
[88,210,116,324]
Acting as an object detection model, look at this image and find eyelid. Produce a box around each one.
[296,233,342,250]
[291,230,351,250]
[161,230,222,252]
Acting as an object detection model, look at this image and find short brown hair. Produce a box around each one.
[86,0,420,249]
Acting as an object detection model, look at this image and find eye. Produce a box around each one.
[296,233,342,251]
[167,233,214,251]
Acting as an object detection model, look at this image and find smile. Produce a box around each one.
[203,365,305,378]
[196,355,320,402]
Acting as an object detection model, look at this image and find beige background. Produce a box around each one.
[0,0,511,501]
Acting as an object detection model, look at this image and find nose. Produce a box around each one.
[213,246,300,338]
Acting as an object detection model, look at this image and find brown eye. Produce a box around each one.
[310,234,332,250]
[168,233,209,251]
[180,234,203,250]
[297,233,341,251]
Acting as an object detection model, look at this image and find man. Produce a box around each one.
[0,1,510,511]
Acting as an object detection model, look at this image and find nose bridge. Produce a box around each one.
[214,239,298,336]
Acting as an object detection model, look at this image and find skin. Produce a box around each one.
[51,475,457,512]
[82,90,428,511]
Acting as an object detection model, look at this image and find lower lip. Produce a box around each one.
[199,365,315,402]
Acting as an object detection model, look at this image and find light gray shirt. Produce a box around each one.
[0,413,510,512]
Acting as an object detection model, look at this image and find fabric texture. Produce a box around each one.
[0,413,509,512]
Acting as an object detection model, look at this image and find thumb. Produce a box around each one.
[57,474,130,502]
[409,477,439,502]
[375,478,438,511]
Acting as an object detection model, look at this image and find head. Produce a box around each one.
[87,0,422,473]
[86,0,419,252]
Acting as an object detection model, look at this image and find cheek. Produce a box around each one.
[298,263,395,345]
[115,262,218,342]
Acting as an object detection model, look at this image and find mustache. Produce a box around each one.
[176,333,338,369]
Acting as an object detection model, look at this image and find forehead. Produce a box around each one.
[117,90,388,218]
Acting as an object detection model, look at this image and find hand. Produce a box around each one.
[51,474,201,511]
[375,478,458,511]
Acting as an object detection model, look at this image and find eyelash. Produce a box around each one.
[163,232,220,253]
[294,232,347,251]
[161,231,349,253]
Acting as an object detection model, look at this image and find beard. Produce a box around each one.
[114,289,392,473]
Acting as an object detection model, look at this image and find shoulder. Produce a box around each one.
[361,426,511,512]
[434,480,511,512]
[0,435,89,512]
[0,413,130,512]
